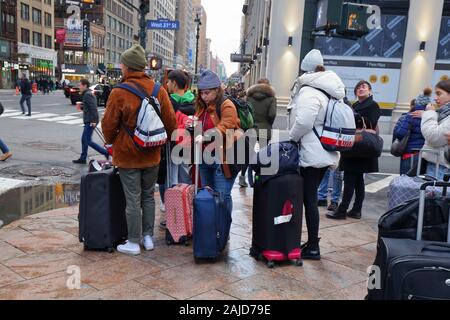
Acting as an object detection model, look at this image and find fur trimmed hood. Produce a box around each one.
[247,84,275,101]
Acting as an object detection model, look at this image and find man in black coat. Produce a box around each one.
[73,79,109,164]
[19,74,32,116]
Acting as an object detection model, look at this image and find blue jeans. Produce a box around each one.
[426,163,450,180]
[317,168,343,204]
[80,124,108,161]
[0,139,9,154]
[199,163,238,215]
[20,95,31,115]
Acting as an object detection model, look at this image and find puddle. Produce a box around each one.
[0,183,80,228]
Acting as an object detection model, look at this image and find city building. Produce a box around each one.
[193,0,207,72]
[174,0,195,71]
[239,0,450,131]
[17,0,56,81]
[0,0,18,88]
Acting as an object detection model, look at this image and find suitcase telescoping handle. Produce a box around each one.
[165,143,171,189]
[415,148,441,177]
[194,139,201,195]
[418,181,450,243]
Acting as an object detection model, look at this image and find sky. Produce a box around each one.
[201,0,245,77]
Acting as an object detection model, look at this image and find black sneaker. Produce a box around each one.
[72,159,87,165]
[347,209,362,220]
[326,209,347,220]
[327,202,339,212]
[317,200,328,207]
[301,241,321,261]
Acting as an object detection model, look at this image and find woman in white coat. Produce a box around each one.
[289,49,346,260]
[420,80,450,179]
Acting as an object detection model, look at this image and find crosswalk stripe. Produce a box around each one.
[58,118,84,125]
[1,111,28,117]
[11,113,58,120]
[39,115,79,122]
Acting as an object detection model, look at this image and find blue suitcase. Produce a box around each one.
[193,188,231,260]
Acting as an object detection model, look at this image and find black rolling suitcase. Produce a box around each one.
[78,169,128,252]
[249,173,303,268]
[368,181,450,300]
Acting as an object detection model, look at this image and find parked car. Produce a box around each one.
[69,84,110,107]
[64,83,78,98]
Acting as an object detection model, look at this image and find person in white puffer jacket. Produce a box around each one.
[420,80,450,180]
[288,49,346,260]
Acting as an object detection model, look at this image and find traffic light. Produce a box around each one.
[140,0,150,15]
[337,3,370,37]
[149,56,162,70]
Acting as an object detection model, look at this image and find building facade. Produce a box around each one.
[174,0,194,71]
[240,0,450,131]
[17,0,56,81]
[0,0,18,88]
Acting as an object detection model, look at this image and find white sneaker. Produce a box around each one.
[142,235,154,251]
[160,203,166,213]
[117,241,141,256]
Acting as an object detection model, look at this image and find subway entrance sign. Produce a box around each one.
[230,54,254,63]
[147,19,180,30]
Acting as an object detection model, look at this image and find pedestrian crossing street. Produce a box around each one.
[0,108,105,128]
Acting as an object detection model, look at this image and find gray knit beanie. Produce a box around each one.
[198,70,221,90]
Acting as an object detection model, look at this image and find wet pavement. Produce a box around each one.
[0,184,377,300]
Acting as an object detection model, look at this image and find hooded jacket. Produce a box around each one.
[289,70,346,169]
[170,90,196,116]
[393,105,426,154]
[247,84,277,140]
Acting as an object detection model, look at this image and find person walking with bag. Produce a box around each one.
[289,49,345,260]
[419,80,450,180]
[327,80,381,220]
[393,88,431,175]
[72,79,110,164]
[102,44,177,256]
[194,70,241,220]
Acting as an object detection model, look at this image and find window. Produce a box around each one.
[44,0,52,5]
[45,12,51,27]
[33,32,42,47]
[21,28,30,44]
[21,3,30,20]
[45,35,52,49]
[32,8,42,25]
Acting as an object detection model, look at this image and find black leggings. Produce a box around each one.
[300,167,328,245]
[340,172,365,212]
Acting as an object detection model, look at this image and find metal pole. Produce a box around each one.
[194,13,201,75]
[140,12,147,50]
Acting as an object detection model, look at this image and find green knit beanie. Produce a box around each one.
[120,44,147,71]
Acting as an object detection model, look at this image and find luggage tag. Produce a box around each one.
[274,200,294,225]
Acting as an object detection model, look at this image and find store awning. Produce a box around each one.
[62,64,95,75]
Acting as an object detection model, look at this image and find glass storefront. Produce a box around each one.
[29,58,54,80]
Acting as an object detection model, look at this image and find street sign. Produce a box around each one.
[230,54,253,63]
[147,19,180,30]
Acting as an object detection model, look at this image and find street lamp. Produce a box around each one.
[194,13,202,75]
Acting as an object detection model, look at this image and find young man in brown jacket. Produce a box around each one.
[102,44,177,256]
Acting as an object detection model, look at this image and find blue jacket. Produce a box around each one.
[393,106,426,154]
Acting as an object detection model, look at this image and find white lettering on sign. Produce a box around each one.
[367,5,382,30]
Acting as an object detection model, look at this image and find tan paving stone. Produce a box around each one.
[79,255,161,290]
[17,216,79,233]
[219,272,321,300]
[189,290,239,300]
[322,245,377,274]
[320,281,368,300]
[0,271,96,300]
[2,249,93,279]
[0,241,26,262]
[5,230,80,254]
[0,264,25,289]
[80,280,174,300]
[135,263,240,300]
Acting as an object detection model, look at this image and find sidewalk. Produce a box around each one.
[0,186,377,300]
